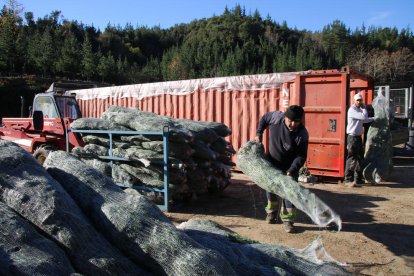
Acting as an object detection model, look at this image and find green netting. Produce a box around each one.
[237,141,342,229]
[363,89,393,184]
[44,151,237,276]
[71,117,130,130]
[1,140,354,275]
[70,106,234,198]
[0,140,147,275]
[0,201,76,275]
[178,218,350,276]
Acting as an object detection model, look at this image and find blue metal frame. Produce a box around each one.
[66,127,170,211]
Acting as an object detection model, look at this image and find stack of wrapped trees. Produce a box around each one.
[0,140,351,275]
[363,90,393,184]
[70,106,235,203]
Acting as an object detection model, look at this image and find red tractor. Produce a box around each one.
[0,82,91,163]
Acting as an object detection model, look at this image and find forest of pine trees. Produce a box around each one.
[1,1,414,85]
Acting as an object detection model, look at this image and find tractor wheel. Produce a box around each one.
[33,145,56,165]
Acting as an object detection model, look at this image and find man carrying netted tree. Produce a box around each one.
[344,93,375,187]
[255,105,309,233]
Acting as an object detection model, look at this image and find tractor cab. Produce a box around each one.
[30,81,96,120]
[0,82,96,163]
[32,93,82,120]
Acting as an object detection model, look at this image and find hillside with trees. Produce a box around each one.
[1,1,414,85]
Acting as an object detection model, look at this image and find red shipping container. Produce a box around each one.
[69,67,373,179]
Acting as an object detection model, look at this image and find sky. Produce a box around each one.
[7,0,414,32]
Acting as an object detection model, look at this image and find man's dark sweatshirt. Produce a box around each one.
[256,111,309,175]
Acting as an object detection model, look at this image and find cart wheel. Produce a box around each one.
[33,145,56,165]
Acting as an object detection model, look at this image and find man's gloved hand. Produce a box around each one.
[254,135,262,144]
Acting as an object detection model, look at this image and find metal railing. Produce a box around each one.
[66,127,170,211]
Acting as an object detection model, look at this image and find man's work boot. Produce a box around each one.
[283,221,295,233]
[265,212,277,224]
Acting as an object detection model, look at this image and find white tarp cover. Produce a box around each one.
[66,72,309,100]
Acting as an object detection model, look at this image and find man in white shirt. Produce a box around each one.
[344,93,375,187]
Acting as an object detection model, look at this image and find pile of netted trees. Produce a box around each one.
[0,140,351,275]
[70,106,235,203]
[363,90,394,184]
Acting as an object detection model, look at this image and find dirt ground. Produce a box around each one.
[165,148,414,276]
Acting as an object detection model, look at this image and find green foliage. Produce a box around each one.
[56,31,80,78]
[0,4,23,73]
[0,3,413,84]
[81,34,96,80]
[26,27,56,76]
[228,232,257,244]
[97,53,116,82]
